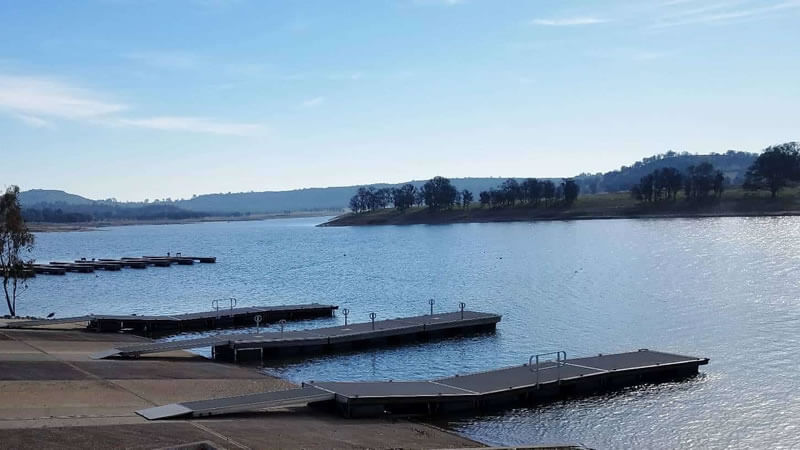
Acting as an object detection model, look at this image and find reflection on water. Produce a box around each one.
[25,216,800,448]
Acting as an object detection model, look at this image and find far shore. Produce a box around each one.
[28,210,338,233]
[322,189,800,227]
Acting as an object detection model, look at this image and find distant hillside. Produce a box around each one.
[582,151,757,193]
[174,178,546,214]
[18,151,760,216]
[19,189,94,207]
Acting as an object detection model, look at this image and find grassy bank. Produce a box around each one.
[322,188,800,226]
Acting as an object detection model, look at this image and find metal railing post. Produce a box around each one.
[459,302,466,320]
[369,312,376,330]
[212,299,221,319]
[429,299,435,315]
[529,350,568,389]
[343,308,349,326]
[254,314,262,334]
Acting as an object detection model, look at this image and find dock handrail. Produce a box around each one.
[212,298,237,319]
[529,351,567,387]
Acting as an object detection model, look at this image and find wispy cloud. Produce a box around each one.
[653,0,800,28]
[0,75,126,119]
[530,17,609,26]
[15,114,52,129]
[113,116,267,136]
[300,96,325,108]
[123,51,200,70]
[0,73,266,136]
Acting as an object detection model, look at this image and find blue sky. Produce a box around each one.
[1,0,798,201]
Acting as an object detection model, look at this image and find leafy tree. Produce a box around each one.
[562,179,580,205]
[422,176,458,210]
[499,179,521,205]
[541,180,556,205]
[520,178,541,204]
[461,190,473,209]
[713,171,726,198]
[743,142,800,198]
[348,195,362,213]
[1,186,35,317]
[391,184,416,211]
[684,162,717,200]
[658,167,683,200]
[479,191,491,207]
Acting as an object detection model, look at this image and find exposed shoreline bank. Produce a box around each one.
[322,192,800,226]
[28,211,337,233]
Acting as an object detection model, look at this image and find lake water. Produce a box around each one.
[21,217,800,449]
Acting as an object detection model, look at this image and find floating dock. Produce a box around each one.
[25,253,216,275]
[91,310,501,360]
[137,349,709,420]
[5,303,337,334]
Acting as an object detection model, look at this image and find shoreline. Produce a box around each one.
[28,211,337,233]
[322,206,800,227]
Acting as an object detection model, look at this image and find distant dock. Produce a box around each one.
[25,252,216,276]
[138,349,709,420]
[5,302,337,334]
[91,310,501,360]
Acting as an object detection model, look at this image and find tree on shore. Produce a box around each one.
[684,162,724,200]
[632,167,683,202]
[562,179,580,206]
[1,186,35,317]
[348,187,392,213]
[521,178,542,205]
[743,142,800,198]
[461,190,473,209]
[391,184,416,211]
[542,180,556,205]
[421,176,458,210]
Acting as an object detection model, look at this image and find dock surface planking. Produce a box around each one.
[5,303,337,334]
[137,349,709,420]
[92,310,501,360]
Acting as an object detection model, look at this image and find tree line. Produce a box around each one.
[478,178,579,207]
[743,142,800,198]
[349,176,474,212]
[21,203,216,223]
[630,142,800,202]
[630,163,725,202]
[349,176,580,213]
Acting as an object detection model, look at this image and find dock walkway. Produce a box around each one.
[5,303,338,334]
[26,254,216,276]
[91,310,501,360]
[137,349,709,420]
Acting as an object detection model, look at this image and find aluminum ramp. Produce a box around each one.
[137,386,334,419]
[4,316,94,328]
[90,335,231,359]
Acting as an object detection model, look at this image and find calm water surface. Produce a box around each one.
[23,217,800,449]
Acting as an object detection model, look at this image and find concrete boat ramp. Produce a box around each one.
[91,310,502,361]
[4,303,338,333]
[138,349,709,420]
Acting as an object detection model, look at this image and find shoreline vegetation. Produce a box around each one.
[27,210,338,233]
[325,143,800,227]
[322,188,800,226]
